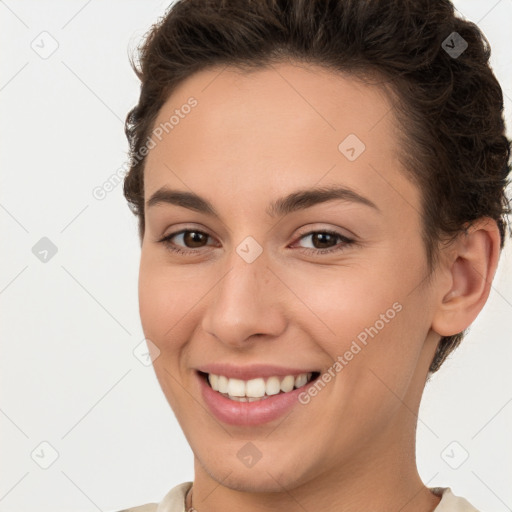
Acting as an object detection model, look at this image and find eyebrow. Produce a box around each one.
[145,185,380,218]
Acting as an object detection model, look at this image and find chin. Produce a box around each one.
[206,467,302,493]
[196,447,318,493]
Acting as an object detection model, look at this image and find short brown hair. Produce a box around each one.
[124,0,511,373]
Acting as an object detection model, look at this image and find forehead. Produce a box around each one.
[144,62,420,220]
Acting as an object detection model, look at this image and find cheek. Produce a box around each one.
[138,258,189,349]
[285,245,429,377]
[285,266,405,346]
[138,260,192,408]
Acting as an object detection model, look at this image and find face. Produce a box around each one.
[139,62,442,492]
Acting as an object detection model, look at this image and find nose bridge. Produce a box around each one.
[201,244,285,346]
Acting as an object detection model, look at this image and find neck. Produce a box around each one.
[188,338,441,512]
[188,433,441,512]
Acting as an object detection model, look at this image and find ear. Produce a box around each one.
[431,218,501,337]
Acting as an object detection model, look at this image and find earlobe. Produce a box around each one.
[431,218,501,337]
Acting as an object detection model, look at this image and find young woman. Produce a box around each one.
[120,0,511,510]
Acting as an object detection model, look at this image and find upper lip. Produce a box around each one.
[196,363,319,381]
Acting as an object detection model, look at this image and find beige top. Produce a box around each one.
[117,482,480,512]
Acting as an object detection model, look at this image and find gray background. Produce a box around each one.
[1,1,511,511]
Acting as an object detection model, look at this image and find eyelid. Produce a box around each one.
[158,223,214,240]
[293,229,352,243]
[294,223,355,240]
[158,226,217,247]
[289,227,354,252]
[159,223,353,244]
[158,224,356,259]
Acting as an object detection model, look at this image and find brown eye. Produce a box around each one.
[293,230,354,256]
[182,231,208,248]
[158,229,215,255]
[309,232,338,249]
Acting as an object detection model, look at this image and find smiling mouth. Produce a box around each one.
[198,370,321,402]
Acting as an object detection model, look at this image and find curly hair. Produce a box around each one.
[123,0,511,373]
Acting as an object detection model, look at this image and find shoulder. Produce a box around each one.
[115,506,158,512]
[119,484,482,512]
[432,487,481,512]
[112,482,193,512]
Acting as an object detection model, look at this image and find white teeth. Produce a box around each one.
[227,378,246,397]
[246,378,266,397]
[229,395,270,402]
[208,374,219,391]
[217,375,229,393]
[295,373,308,388]
[205,372,315,400]
[265,376,281,396]
[280,375,295,393]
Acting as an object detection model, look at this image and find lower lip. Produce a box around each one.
[197,372,315,426]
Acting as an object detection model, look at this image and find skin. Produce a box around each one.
[138,62,501,512]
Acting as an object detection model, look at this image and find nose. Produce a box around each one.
[201,250,287,348]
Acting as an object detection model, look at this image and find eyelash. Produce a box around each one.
[157,228,354,256]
